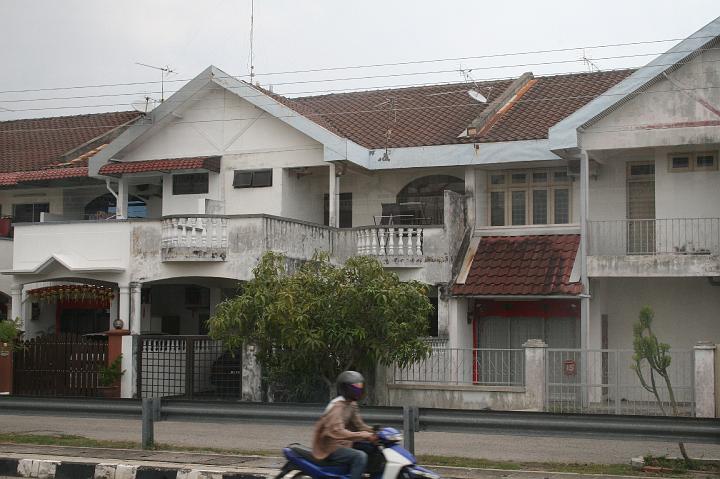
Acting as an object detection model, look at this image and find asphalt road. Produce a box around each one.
[1,413,719,465]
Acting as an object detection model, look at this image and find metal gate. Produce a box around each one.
[137,335,240,399]
[13,333,108,397]
[545,349,695,416]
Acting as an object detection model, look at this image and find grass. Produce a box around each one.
[0,433,711,477]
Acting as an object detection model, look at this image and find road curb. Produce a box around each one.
[0,457,268,479]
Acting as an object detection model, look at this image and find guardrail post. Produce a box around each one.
[694,341,716,417]
[142,398,155,449]
[403,405,418,454]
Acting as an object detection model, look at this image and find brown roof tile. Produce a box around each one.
[291,70,633,149]
[452,235,582,296]
[98,156,221,176]
[0,111,141,173]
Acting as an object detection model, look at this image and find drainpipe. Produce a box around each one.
[580,149,591,409]
[328,163,337,228]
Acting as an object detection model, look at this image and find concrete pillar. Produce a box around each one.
[130,282,142,335]
[464,166,476,230]
[328,163,337,227]
[117,178,129,219]
[523,339,547,411]
[242,343,262,402]
[118,285,130,333]
[10,285,23,330]
[121,334,136,398]
[109,291,120,331]
[694,341,716,418]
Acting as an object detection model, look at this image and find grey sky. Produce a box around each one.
[0,0,717,120]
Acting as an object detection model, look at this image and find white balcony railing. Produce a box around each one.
[355,226,424,256]
[161,217,228,253]
[588,218,720,256]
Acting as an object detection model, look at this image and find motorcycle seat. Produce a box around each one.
[288,444,345,467]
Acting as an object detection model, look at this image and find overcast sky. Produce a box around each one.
[0,1,717,120]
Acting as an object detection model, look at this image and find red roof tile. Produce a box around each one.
[0,111,141,173]
[291,70,633,149]
[452,235,582,296]
[0,173,20,186]
[98,156,221,176]
[17,167,89,182]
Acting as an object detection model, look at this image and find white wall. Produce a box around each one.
[591,277,720,350]
[161,171,222,216]
[582,47,720,151]
[589,148,720,221]
[0,187,64,220]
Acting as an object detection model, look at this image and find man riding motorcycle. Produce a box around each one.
[311,371,376,479]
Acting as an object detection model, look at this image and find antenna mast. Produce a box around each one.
[136,62,176,102]
[249,0,255,83]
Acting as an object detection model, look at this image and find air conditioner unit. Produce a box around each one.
[567,159,600,179]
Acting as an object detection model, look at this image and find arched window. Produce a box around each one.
[397,175,464,225]
[84,193,147,220]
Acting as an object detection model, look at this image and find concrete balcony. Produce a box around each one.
[588,218,720,277]
[8,211,464,285]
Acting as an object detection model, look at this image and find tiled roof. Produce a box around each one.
[291,70,633,149]
[98,156,222,176]
[0,173,20,186]
[470,70,634,143]
[0,111,141,173]
[453,235,582,296]
[17,167,89,182]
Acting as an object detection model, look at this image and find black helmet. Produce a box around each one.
[336,370,365,401]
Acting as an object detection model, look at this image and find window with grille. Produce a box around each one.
[173,173,209,195]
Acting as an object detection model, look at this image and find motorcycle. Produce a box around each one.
[275,426,440,479]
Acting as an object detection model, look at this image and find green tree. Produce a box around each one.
[208,251,433,401]
[632,306,691,464]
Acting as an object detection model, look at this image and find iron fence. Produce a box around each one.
[588,218,720,255]
[545,349,695,416]
[137,335,241,399]
[393,348,525,386]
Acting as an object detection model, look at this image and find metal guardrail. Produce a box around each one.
[1,396,718,446]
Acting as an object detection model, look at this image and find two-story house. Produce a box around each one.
[3,16,718,407]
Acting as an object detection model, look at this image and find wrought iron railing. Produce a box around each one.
[588,218,720,255]
[393,348,525,386]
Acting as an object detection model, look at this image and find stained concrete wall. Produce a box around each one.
[581,46,720,151]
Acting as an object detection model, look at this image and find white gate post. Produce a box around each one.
[694,341,716,417]
[523,339,547,411]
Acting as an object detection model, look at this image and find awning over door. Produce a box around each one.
[453,234,582,296]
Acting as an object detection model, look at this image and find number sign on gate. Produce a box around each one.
[563,359,577,376]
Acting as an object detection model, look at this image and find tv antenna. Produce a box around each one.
[581,49,600,72]
[135,62,177,101]
[249,0,256,83]
[459,66,488,103]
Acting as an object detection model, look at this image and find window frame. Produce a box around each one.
[667,151,717,173]
[232,169,273,188]
[172,172,210,195]
[12,202,50,223]
[486,168,572,226]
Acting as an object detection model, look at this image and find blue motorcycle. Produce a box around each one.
[275,427,440,479]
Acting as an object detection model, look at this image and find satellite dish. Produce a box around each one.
[468,89,487,103]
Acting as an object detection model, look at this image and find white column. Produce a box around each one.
[464,166,477,230]
[130,282,142,335]
[694,341,716,418]
[579,150,590,350]
[328,163,337,227]
[117,178,129,219]
[10,285,23,328]
[121,335,136,398]
[523,339,548,411]
[118,285,130,332]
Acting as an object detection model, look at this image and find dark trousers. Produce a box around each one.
[326,447,368,479]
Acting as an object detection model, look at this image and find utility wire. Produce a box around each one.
[2,80,720,134]
[2,43,720,109]
[0,34,718,96]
